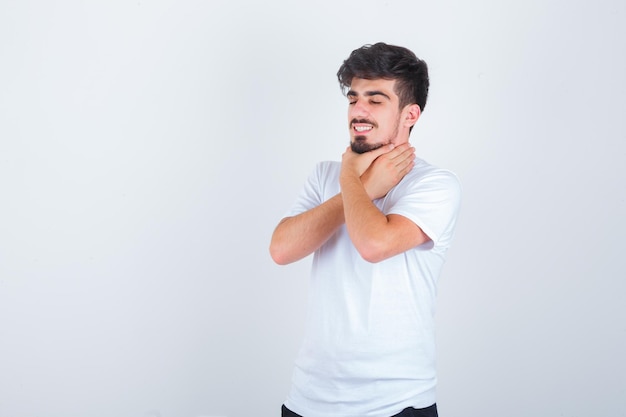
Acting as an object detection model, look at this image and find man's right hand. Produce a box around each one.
[361,143,416,200]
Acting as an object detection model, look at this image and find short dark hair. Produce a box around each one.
[337,42,429,112]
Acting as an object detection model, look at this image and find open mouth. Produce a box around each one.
[351,118,375,134]
[353,125,373,133]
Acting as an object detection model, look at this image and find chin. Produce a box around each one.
[351,138,384,154]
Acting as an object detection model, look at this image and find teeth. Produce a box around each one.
[354,126,372,132]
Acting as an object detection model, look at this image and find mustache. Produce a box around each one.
[350,118,377,128]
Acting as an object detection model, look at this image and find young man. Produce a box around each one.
[270,43,461,417]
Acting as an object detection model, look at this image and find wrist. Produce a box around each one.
[340,169,360,186]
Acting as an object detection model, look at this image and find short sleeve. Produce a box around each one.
[283,162,334,218]
[387,169,461,247]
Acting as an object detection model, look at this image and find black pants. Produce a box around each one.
[282,403,438,417]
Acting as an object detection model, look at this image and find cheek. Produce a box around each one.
[379,112,396,127]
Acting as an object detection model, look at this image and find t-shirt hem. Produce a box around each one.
[284,387,436,417]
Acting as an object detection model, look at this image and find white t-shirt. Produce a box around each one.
[284,158,461,417]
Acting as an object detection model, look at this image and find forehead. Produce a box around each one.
[348,77,398,98]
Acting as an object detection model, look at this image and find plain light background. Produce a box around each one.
[1,1,624,416]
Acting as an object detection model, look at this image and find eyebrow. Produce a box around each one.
[346,90,392,100]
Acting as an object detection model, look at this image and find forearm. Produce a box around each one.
[269,193,344,265]
[340,173,390,261]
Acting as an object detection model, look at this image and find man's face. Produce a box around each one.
[347,77,405,154]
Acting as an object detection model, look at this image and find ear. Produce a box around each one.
[403,103,421,128]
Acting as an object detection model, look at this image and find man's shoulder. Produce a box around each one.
[315,160,341,169]
[407,158,460,186]
[312,160,341,178]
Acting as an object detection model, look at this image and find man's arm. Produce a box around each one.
[269,193,344,265]
[340,143,430,263]
[270,144,422,265]
[268,157,396,265]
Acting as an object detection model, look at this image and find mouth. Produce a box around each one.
[351,119,375,134]
[353,124,373,133]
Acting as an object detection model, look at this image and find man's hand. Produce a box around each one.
[347,143,415,200]
[339,142,426,263]
[362,143,415,199]
[340,144,396,178]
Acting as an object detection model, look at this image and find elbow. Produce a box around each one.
[269,219,295,265]
[270,248,290,265]
[356,240,389,264]
[359,251,386,264]
[269,239,293,265]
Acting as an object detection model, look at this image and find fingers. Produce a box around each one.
[397,153,415,174]
[343,143,414,176]
[394,148,415,165]
[378,143,415,166]
[366,143,396,161]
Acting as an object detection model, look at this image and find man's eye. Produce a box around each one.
[370,101,381,105]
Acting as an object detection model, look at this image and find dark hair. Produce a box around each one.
[337,42,429,112]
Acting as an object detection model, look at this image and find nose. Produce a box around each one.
[349,99,369,118]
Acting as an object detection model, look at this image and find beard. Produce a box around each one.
[351,138,385,154]
[349,116,401,154]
